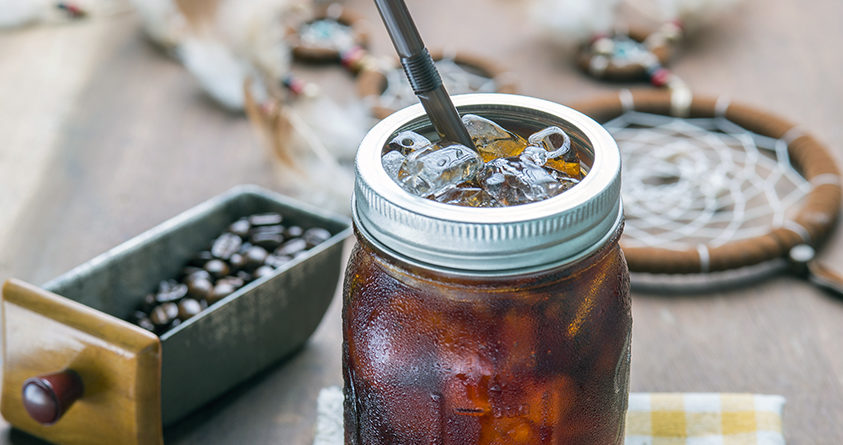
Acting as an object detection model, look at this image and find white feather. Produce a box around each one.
[212,0,297,81]
[532,0,622,46]
[293,96,372,163]
[178,38,262,110]
[629,0,741,28]
[134,0,301,110]
[277,110,356,215]
[670,0,741,29]
[127,0,188,48]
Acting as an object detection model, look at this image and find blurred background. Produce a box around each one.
[1,0,841,442]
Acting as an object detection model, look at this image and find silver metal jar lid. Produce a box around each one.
[353,93,622,275]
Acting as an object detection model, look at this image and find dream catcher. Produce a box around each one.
[535,0,843,293]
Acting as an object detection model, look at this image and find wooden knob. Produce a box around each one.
[22,370,84,425]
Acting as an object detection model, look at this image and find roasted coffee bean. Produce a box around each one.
[178,298,202,321]
[251,224,284,236]
[129,211,315,335]
[265,255,292,269]
[185,269,213,285]
[137,318,156,332]
[303,227,331,247]
[158,279,180,292]
[244,246,268,270]
[285,225,304,238]
[253,265,275,280]
[276,238,307,256]
[156,282,187,303]
[204,259,230,278]
[251,233,284,250]
[217,276,245,289]
[162,302,179,319]
[250,225,285,250]
[229,253,247,270]
[209,282,236,304]
[211,232,242,260]
[150,305,174,327]
[181,266,204,278]
[189,250,214,267]
[187,278,213,300]
[229,218,251,237]
[249,212,283,227]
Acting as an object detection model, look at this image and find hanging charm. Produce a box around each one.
[287,3,370,64]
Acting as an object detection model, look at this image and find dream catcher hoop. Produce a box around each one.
[574,89,841,273]
[572,89,843,293]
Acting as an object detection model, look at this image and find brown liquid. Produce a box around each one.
[342,227,631,444]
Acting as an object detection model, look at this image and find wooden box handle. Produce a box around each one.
[22,370,84,425]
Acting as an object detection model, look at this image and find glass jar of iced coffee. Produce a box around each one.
[344,94,630,444]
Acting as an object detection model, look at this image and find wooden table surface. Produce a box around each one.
[1,0,841,443]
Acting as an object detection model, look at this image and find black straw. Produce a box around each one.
[373,0,475,149]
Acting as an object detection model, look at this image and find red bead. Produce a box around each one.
[57,2,86,18]
[651,68,672,87]
[282,75,307,95]
[341,46,365,70]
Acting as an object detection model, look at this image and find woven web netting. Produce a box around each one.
[379,57,497,111]
[603,110,812,251]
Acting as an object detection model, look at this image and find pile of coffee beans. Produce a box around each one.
[127,212,333,335]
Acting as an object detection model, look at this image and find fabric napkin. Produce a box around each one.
[314,387,785,444]
[625,393,785,444]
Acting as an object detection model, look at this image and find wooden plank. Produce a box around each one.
[0,0,841,442]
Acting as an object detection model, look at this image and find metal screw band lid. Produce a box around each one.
[353,93,622,275]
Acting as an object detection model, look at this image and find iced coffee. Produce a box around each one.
[344,94,629,444]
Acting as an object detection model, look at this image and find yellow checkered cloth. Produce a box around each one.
[625,393,785,444]
[313,388,786,445]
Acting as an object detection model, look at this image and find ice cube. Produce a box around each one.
[461,114,529,162]
[397,144,482,196]
[519,145,549,167]
[381,150,406,180]
[433,185,499,207]
[549,169,581,188]
[388,131,432,155]
[479,157,575,206]
[528,126,581,178]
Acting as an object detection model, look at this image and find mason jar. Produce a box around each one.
[343,94,630,444]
